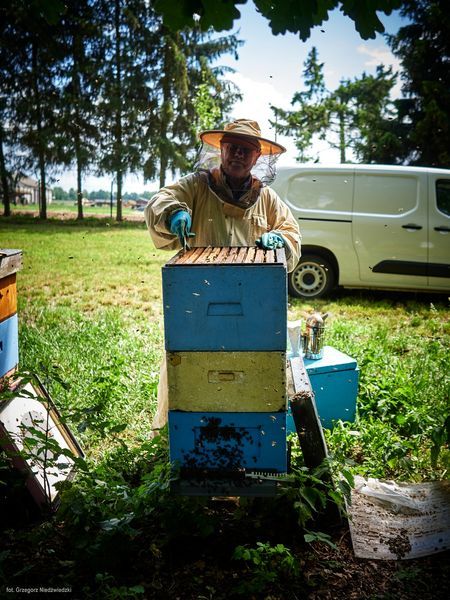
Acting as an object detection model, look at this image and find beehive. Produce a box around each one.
[0,250,22,381]
[163,247,288,475]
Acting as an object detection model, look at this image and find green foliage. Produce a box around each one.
[0,0,70,218]
[194,82,223,132]
[322,305,450,480]
[386,0,450,167]
[146,25,242,187]
[19,307,161,451]
[303,529,337,550]
[281,464,329,527]
[232,541,299,595]
[155,0,246,32]
[154,0,402,41]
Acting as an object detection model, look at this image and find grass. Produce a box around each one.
[1,215,449,598]
[9,200,147,219]
[3,216,164,317]
[1,214,449,475]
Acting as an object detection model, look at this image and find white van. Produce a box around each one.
[272,164,450,298]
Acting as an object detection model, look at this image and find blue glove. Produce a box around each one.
[169,210,194,243]
[256,232,285,250]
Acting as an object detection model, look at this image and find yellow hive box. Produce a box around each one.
[167,351,286,412]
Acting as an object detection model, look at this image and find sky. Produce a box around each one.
[56,1,407,194]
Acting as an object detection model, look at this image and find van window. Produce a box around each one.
[436,179,450,217]
[354,174,418,216]
[287,173,353,214]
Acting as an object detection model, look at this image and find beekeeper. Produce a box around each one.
[145,118,301,432]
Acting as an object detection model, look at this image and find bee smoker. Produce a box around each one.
[303,312,328,359]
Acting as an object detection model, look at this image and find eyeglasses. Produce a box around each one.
[221,143,258,156]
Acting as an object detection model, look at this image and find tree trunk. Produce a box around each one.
[159,33,171,189]
[73,36,84,220]
[114,0,123,222]
[116,170,122,222]
[76,164,83,220]
[31,42,47,219]
[339,107,346,164]
[0,126,11,217]
[38,160,47,220]
[74,102,84,220]
[159,153,167,189]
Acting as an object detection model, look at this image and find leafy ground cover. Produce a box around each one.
[1,215,449,598]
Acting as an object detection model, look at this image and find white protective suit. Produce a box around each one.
[145,168,301,431]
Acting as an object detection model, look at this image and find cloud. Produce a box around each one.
[225,72,300,164]
[357,44,403,98]
[226,72,341,165]
[357,44,402,72]
[227,72,286,127]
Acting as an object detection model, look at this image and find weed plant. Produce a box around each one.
[1,216,449,598]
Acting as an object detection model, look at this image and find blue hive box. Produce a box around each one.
[287,346,359,430]
[0,314,19,379]
[169,411,287,473]
[162,247,287,352]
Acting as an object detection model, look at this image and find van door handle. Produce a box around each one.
[402,223,422,230]
[434,226,450,233]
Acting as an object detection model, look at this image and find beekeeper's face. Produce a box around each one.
[220,138,261,182]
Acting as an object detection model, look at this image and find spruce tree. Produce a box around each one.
[387,0,450,167]
[144,26,242,188]
[57,0,101,220]
[95,0,159,221]
[271,47,397,164]
[0,1,65,218]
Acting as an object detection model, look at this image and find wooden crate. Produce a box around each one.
[162,247,287,351]
[167,351,286,412]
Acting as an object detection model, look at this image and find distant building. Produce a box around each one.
[11,176,53,205]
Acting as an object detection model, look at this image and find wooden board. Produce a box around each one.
[287,356,328,469]
[166,246,284,266]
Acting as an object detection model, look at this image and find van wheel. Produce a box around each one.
[289,254,335,299]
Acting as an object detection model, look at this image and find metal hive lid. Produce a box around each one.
[166,246,286,267]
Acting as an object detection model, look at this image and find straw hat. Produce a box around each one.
[200,118,286,156]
